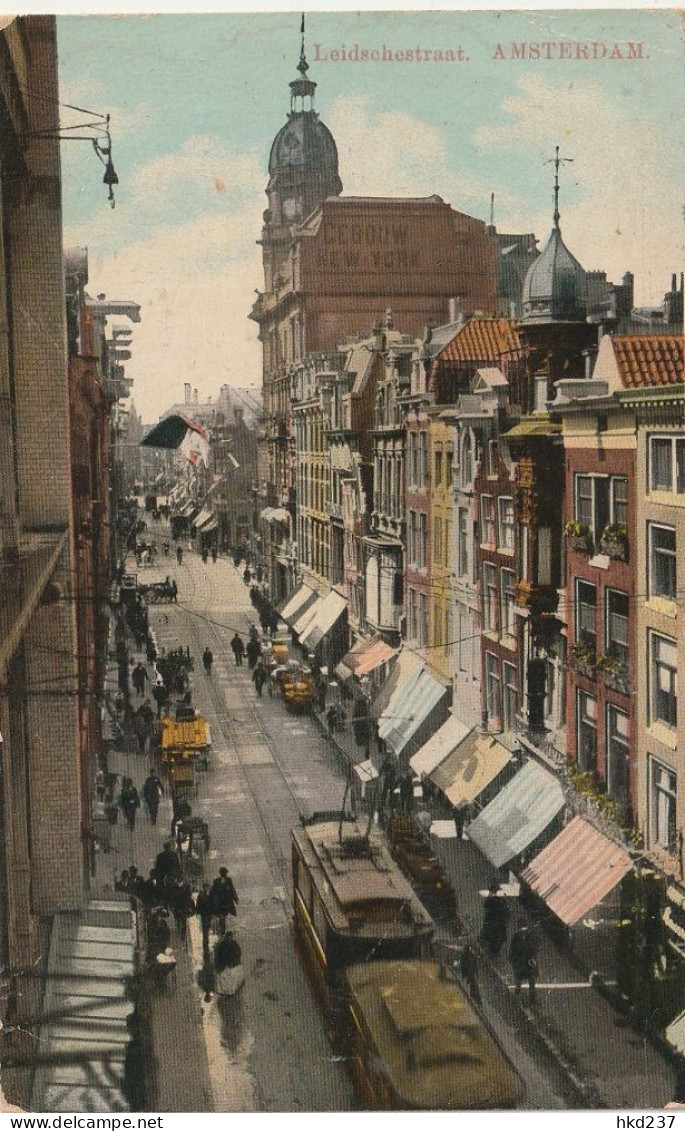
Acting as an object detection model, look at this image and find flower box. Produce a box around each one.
[598,536,628,561]
[568,532,592,554]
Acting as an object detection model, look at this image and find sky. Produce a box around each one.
[56,9,685,423]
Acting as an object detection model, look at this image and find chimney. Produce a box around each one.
[184,382,191,405]
[448,297,461,323]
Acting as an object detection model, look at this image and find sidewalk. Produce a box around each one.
[311,704,678,1109]
[92,620,214,1113]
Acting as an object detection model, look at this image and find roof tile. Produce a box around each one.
[611,334,683,389]
[433,317,522,366]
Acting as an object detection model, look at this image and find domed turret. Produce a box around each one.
[265,25,342,226]
[521,147,587,324]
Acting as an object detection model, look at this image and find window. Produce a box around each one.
[408,587,417,641]
[606,706,629,814]
[461,432,473,487]
[500,568,516,638]
[408,432,417,488]
[651,633,677,729]
[433,516,443,567]
[503,662,518,731]
[418,592,428,647]
[485,652,501,725]
[418,431,428,486]
[434,447,443,487]
[649,524,676,600]
[487,440,498,477]
[577,691,597,772]
[458,509,469,578]
[419,512,428,569]
[576,580,597,654]
[482,563,498,632]
[445,448,453,487]
[611,477,628,528]
[498,497,515,551]
[651,759,677,852]
[480,495,495,546]
[649,436,685,494]
[606,590,628,666]
[408,510,416,567]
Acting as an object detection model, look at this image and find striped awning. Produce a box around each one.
[280,583,317,627]
[378,666,449,760]
[426,731,511,806]
[467,760,565,868]
[300,590,347,651]
[410,713,472,779]
[192,507,212,529]
[521,815,633,926]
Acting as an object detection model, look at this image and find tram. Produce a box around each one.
[340,960,526,1110]
[291,813,434,1013]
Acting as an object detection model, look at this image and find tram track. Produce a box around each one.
[148,563,334,911]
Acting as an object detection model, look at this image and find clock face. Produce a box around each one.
[283,198,300,221]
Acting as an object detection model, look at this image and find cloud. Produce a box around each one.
[473,73,685,302]
[325,93,518,218]
[63,157,266,422]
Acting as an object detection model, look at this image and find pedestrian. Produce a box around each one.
[454,803,468,841]
[171,796,192,840]
[211,546,218,564]
[196,883,213,956]
[142,768,164,826]
[152,681,168,719]
[509,920,539,1006]
[146,907,171,964]
[479,882,511,959]
[133,712,150,757]
[231,633,245,666]
[170,881,196,937]
[132,662,148,697]
[399,772,414,815]
[210,867,239,935]
[243,567,252,586]
[213,929,244,996]
[146,638,157,665]
[255,565,263,584]
[246,636,261,670]
[176,545,183,565]
[202,546,209,565]
[155,840,183,886]
[459,939,481,1005]
[119,777,140,831]
[252,659,266,697]
[203,647,214,677]
[171,579,178,603]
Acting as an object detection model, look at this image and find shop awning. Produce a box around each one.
[280,583,317,627]
[372,650,423,720]
[410,713,472,778]
[354,759,379,784]
[338,636,397,681]
[292,594,323,637]
[200,518,218,533]
[300,590,347,650]
[521,815,633,927]
[179,501,196,518]
[427,731,511,807]
[195,509,216,531]
[378,666,449,759]
[467,760,565,869]
[260,507,289,524]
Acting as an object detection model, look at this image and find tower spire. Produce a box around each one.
[298,12,308,77]
[546,144,573,230]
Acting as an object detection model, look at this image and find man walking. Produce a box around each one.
[210,867,239,935]
[231,633,245,666]
[119,777,141,831]
[196,883,214,957]
[203,646,214,677]
[479,882,510,959]
[132,662,148,698]
[143,768,164,826]
[252,658,266,697]
[509,920,539,1006]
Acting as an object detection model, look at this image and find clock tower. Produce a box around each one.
[261,27,342,293]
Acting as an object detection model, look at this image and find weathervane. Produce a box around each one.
[545,144,574,229]
[298,12,308,76]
